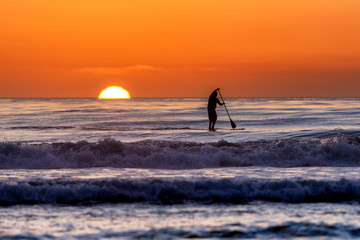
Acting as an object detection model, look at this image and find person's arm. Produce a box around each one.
[216,98,224,106]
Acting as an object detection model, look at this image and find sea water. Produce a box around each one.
[1,98,360,239]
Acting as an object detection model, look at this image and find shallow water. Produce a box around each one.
[1,167,360,239]
[2,98,360,239]
[3,202,360,239]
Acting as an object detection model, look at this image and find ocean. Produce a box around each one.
[1,98,360,239]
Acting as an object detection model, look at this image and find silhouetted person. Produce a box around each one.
[208,88,224,131]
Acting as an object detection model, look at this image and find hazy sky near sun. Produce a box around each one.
[1,0,360,97]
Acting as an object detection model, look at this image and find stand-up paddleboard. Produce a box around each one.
[208,128,245,132]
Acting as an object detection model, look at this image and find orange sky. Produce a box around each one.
[1,0,360,97]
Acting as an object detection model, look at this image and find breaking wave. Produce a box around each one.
[1,136,360,169]
[0,178,359,205]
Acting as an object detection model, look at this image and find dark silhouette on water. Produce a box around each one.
[207,88,224,131]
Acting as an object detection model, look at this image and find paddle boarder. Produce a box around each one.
[207,88,224,131]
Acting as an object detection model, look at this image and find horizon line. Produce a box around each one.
[2,97,360,99]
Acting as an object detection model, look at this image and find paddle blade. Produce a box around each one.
[230,119,236,129]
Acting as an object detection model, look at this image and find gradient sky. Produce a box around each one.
[1,0,360,98]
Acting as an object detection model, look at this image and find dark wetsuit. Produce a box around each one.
[207,90,223,130]
[208,94,221,119]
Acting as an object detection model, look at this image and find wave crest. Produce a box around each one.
[1,136,360,169]
[0,178,359,205]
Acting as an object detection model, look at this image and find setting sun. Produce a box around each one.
[98,86,131,99]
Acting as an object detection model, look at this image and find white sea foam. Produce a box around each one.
[1,136,360,169]
[3,99,360,237]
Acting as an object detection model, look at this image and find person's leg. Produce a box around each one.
[208,110,212,130]
[212,113,217,131]
[208,109,218,131]
[212,113,217,130]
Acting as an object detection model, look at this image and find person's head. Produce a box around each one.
[211,91,217,98]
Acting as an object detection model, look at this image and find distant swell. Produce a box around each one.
[1,136,360,169]
[0,178,359,205]
[9,126,74,130]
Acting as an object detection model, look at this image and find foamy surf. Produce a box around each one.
[2,98,360,239]
[1,136,360,169]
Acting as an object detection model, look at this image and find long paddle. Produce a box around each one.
[217,90,236,129]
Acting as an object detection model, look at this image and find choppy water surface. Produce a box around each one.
[3,202,360,239]
[1,98,360,143]
[2,98,360,239]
